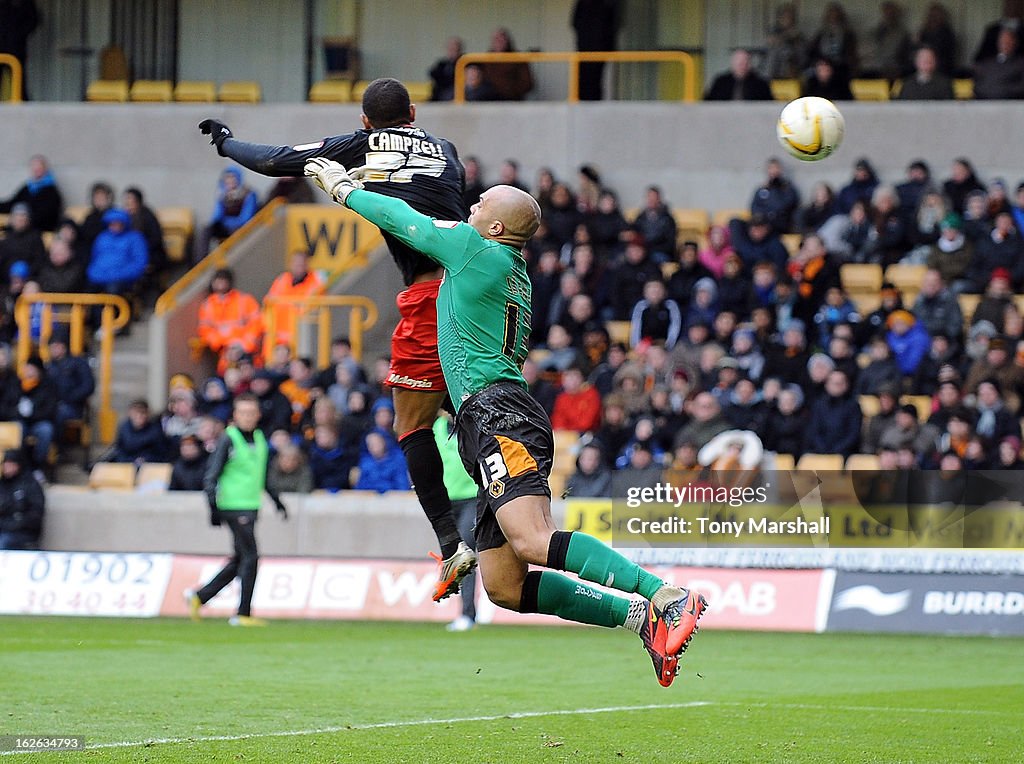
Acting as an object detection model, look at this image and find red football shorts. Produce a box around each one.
[385,279,446,392]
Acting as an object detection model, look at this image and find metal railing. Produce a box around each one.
[262,294,379,367]
[15,293,131,443]
[0,54,23,103]
[453,50,697,103]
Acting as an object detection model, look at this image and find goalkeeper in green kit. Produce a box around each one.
[305,157,707,686]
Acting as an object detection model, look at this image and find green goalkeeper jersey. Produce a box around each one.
[347,189,532,410]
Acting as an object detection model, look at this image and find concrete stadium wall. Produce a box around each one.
[41,487,567,559]
[3,102,1024,227]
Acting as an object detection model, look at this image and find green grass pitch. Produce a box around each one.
[2,616,1022,763]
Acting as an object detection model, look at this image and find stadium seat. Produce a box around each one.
[89,462,136,491]
[86,80,129,103]
[552,430,581,475]
[1014,295,1024,317]
[404,81,432,102]
[851,79,891,101]
[770,79,801,102]
[660,262,679,280]
[672,208,709,245]
[0,422,22,450]
[846,454,881,471]
[130,80,173,102]
[781,233,802,256]
[350,80,372,102]
[606,320,631,346]
[953,78,974,99]
[63,205,89,224]
[136,462,172,491]
[903,395,932,422]
[174,80,217,102]
[840,263,883,295]
[309,79,353,102]
[796,453,844,471]
[219,81,261,103]
[770,452,795,471]
[884,263,928,302]
[42,232,54,249]
[850,293,882,315]
[712,208,749,227]
[858,395,880,418]
[957,294,981,330]
[156,207,195,263]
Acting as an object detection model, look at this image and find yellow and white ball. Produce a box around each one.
[776,96,845,162]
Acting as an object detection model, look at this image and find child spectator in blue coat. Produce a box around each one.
[355,431,410,493]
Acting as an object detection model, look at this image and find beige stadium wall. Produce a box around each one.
[2,101,1024,225]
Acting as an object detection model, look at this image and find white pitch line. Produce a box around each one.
[0,702,714,755]
[719,701,1012,716]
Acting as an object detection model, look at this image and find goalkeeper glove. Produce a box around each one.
[198,119,233,156]
[304,157,363,206]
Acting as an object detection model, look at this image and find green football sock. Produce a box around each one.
[535,571,630,628]
[561,532,665,600]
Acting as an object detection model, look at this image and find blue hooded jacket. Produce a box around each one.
[211,166,258,234]
[88,208,148,287]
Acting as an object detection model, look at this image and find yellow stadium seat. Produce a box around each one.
[350,80,372,102]
[771,453,795,471]
[218,81,261,103]
[673,208,710,245]
[770,79,801,102]
[174,80,217,102]
[660,262,679,280]
[309,79,353,103]
[711,208,749,227]
[0,422,23,450]
[954,78,974,99]
[884,263,928,301]
[63,205,90,224]
[130,80,173,102]
[404,81,432,102]
[781,233,802,256]
[86,80,129,103]
[136,462,172,490]
[903,395,932,423]
[156,207,195,263]
[841,263,884,295]
[89,462,136,491]
[851,78,891,101]
[858,395,880,418]
[796,453,844,471]
[846,454,881,471]
[606,320,631,346]
[850,293,882,315]
[957,294,981,329]
[1014,295,1024,317]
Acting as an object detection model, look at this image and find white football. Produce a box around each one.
[776,96,845,162]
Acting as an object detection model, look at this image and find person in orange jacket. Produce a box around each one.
[197,268,263,374]
[265,250,325,349]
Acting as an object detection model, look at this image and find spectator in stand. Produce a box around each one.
[528,248,561,340]
[45,328,94,441]
[863,185,909,266]
[820,198,871,264]
[976,1,1024,62]
[566,442,612,498]
[704,48,772,101]
[479,27,534,101]
[697,225,734,278]
[629,279,681,350]
[808,3,859,76]
[0,449,44,550]
[887,309,931,378]
[632,186,677,262]
[673,392,731,451]
[666,240,711,303]
[684,278,719,330]
[610,441,663,495]
[279,357,316,427]
[308,423,356,492]
[804,369,862,457]
[837,159,880,215]
[862,1,912,80]
[965,337,1024,412]
[970,214,1024,291]
[988,179,1013,219]
[196,269,263,375]
[493,159,530,193]
[168,434,209,491]
[428,36,463,101]
[193,166,258,263]
[896,160,934,224]
[878,403,932,455]
[572,0,622,100]
[717,254,751,318]
[973,378,1022,443]
[974,270,1015,328]
[765,3,806,79]
[550,364,602,433]
[0,202,45,275]
[722,376,767,432]
[266,441,313,495]
[813,286,859,347]
[355,430,410,493]
[914,333,960,395]
[521,358,557,414]
[248,370,293,436]
[763,319,810,385]
[0,155,62,232]
[943,158,986,215]
[0,261,28,344]
[265,250,325,348]
[569,244,609,314]
[198,376,232,424]
[609,234,662,320]
[926,213,972,292]
[87,208,148,299]
[729,214,789,273]
[538,324,580,374]
[121,187,168,292]
[615,416,666,469]
[461,157,485,210]
[896,46,953,100]
[337,391,370,452]
[589,340,627,396]
[796,182,838,235]
[11,356,56,472]
[107,399,166,465]
[563,294,600,348]
[593,395,631,467]
[904,191,947,258]
[857,336,903,395]
[790,233,840,326]
[974,26,1024,99]
[326,362,360,415]
[763,384,807,457]
[545,183,584,250]
[912,269,962,341]
[917,3,957,76]
[802,55,854,100]
[79,182,114,251]
[860,386,899,453]
[534,167,557,213]
[313,336,364,391]
[995,435,1024,469]
[161,388,201,448]
[463,63,497,101]
[589,190,630,260]
[576,165,603,216]
[36,237,84,294]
